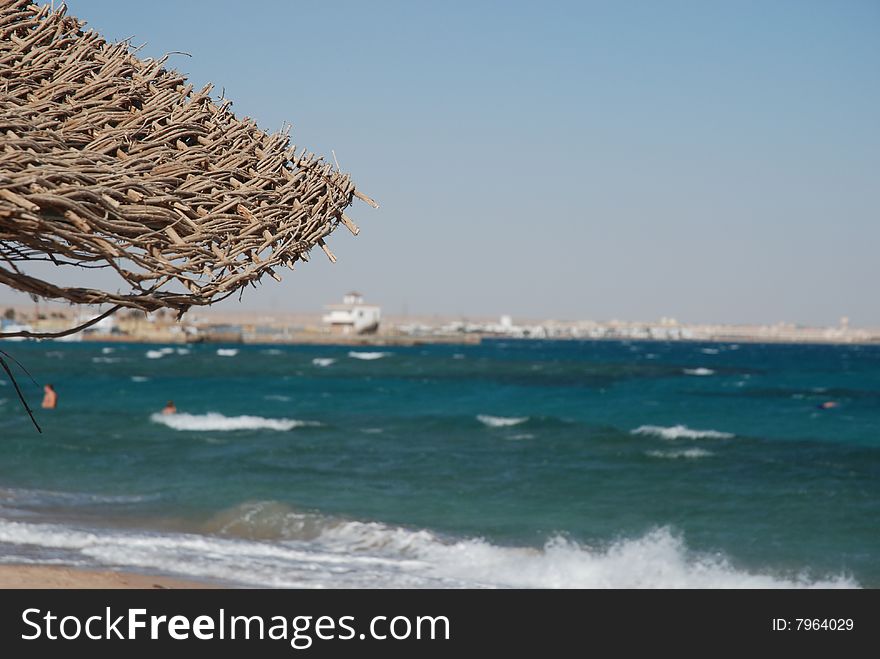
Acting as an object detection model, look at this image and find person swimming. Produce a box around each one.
[817,400,839,410]
[161,400,177,415]
[41,383,57,409]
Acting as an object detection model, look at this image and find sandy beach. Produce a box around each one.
[0,566,217,589]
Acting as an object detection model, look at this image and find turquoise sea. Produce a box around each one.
[0,339,877,587]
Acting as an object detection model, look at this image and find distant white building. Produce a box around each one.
[322,292,381,335]
[80,313,117,335]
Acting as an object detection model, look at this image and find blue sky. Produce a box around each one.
[6,1,879,325]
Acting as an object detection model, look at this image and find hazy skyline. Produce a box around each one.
[4,1,878,326]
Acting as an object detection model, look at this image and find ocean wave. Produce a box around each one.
[684,368,715,376]
[312,358,336,367]
[0,513,855,588]
[477,414,529,428]
[632,425,734,440]
[348,351,388,360]
[700,348,720,355]
[204,501,337,541]
[145,347,176,359]
[209,508,863,587]
[101,347,115,354]
[264,395,292,402]
[1,487,159,508]
[130,376,149,382]
[646,448,714,459]
[217,348,239,357]
[150,412,319,432]
[92,357,121,364]
[412,527,856,589]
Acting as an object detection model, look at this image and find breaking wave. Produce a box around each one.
[477,414,529,428]
[150,412,319,432]
[646,448,714,459]
[632,425,734,440]
[684,368,715,376]
[0,506,857,589]
[145,347,176,359]
[348,352,387,360]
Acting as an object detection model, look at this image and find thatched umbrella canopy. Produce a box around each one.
[0,0,376,337]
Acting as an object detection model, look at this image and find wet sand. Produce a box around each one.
[0,565,218,589]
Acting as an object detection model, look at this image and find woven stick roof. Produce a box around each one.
[0,0,376,316]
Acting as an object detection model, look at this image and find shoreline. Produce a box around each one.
[0,565,221,589]
[72,333,879,347]
[4,304,878,347]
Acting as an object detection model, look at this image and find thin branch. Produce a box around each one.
[0,304,122,339]
[0,353,40,433]
[0,348,40,386]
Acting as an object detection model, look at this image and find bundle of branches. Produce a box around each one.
[0,0,376,331]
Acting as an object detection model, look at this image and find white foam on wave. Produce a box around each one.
[264,394,292,402]
[150,412,319,432]
[416,527,856,589]
[646,448,714,460]
[312,358,336,367]
[348,351,388,360]
[145,347,175,359]
[131,376,149,383]
[700,348,720,355]
[217,348,239,357]
[684,367,715,376]
[0,511,856,589]
[101,347,115,354]
[92,357,121,364]
[632,425,734,440]
[262,349,283,355]
[176,348,190,355]
[477,414,529,428]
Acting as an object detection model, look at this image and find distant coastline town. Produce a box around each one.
[2,292,878,345]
